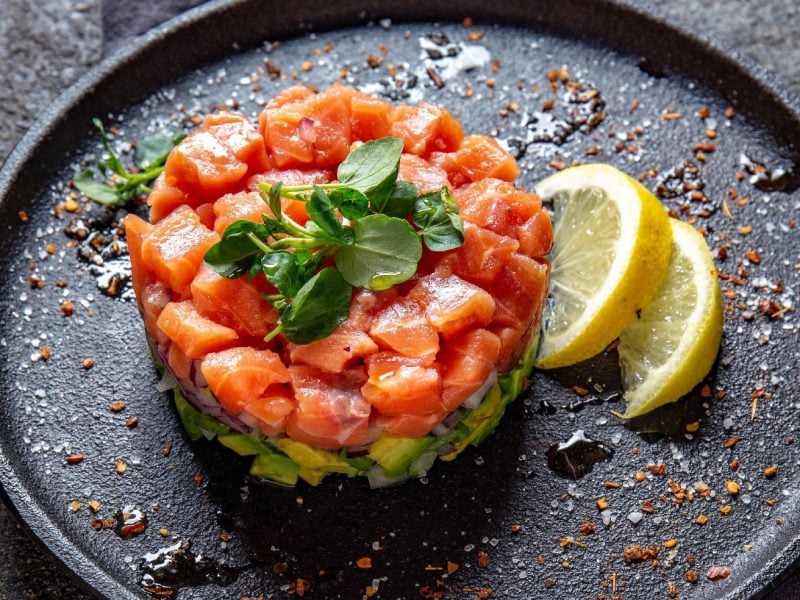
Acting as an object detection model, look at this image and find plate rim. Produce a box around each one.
[0,0,797,598]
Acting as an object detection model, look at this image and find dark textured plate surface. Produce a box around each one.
[0,1,798,598]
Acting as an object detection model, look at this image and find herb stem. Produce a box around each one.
[262,324,284,344]
[270,237,327,250]
[245,232,272,255]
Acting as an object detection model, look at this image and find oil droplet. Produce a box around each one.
[139,540,240,597]
[546,430,613,479]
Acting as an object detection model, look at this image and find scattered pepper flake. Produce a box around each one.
[648,463,666,476]
[738,225,752,235]
[477,551,490,568]
[663,539,677,549]
[596,497,609,510]
[763,465,778,478]
[706,566,731,581]
[356,556,372,569]
[366,54,383,69]
[39,346,51,361]
[300,61,313,72]
[60,301,75,316]
[447,561,459,575]
[65,453,84,465]
[125,416,139,429]
[109,401,127,413]
[18,210,29,223]
[87,500,101,513]
[720,505,733,516]
[723,435,739,448]
[724,106,735,118]
[467,30,484,41]
[685,421,700,433]
[115,459,127,475]
[695,514,708,526]
[725,480,740,496]
[82,358,94,370]
[685,570,699,584]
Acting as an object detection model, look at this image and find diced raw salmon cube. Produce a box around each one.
[201,346,290,414]
[140,206,219,294]
[369,298,439,361]
[389,103,463,157]
[361,353,444,415]
[164,130,248,201]
[288,323,379,374]
[398,154,451,194]
[191,264,278,338]
[243,389,296,436]
[286,365,371,449]
[439,329,501,410]
[157,301,238,359]
[407,273,496,338]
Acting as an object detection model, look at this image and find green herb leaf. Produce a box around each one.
[204,220,271,278]
[336,214,422,290]
[336,137,404,194]
[413,187,465,252]
[307,185,345,238]
[280,268,352,344]
[329,187,369,220]
[73,169,122,205]
[371,180,419,217]
[92,118,127,177]
[134,127,186,170]
[260,252,304,298]
[267,182,283,219]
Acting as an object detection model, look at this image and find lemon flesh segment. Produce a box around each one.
[619,219,724,418]
[534,164,673,369]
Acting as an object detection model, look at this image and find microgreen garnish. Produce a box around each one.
[413,187,465,251]
[204,136,464,345]
[74,118,185,206]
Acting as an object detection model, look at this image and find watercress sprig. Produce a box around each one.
[74,118,185,206]
[204,136,465,345]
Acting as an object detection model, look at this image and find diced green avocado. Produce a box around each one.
[218,433,277,456]
[298,467,328,486]
[276,439,358,475]
[368,434,435,477]
[174,389,231,440]
[441,330,540,461]
[249,452,300,486]
[345,455,376,473]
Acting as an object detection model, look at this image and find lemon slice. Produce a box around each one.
[618,219,723,418]
[534,164,672,369]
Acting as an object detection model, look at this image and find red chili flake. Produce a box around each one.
[467,30,484,42]
[549,158,567,171]
[108,401,127,413]
[356,556,372,569]
[91,517,115,531]
[366,54,383,69]
[724,107,735,118]
[572,385,589,396]
[125,416,139,429]
[706,566,731,581]
[18,210,30,223]
[685,570,699,583]
[65,453,84,464]
[39,346,51,361]
[648,463,666,476]
[82,358,94,370]
[477,551,490,568]
[640,501,655,514]
[60,301,75,316]
[194,472,204,486]
[723,435,740,448]
[578,521,595,536]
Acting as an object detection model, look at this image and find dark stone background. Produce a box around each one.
[0,0,797,598]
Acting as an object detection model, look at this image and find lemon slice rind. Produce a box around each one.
[619,219,724,418]
[534,164,673,369]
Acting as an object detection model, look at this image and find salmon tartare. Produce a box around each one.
[124,84,552,486]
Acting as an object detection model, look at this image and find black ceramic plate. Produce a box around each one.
[0,1,798,598]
